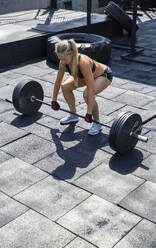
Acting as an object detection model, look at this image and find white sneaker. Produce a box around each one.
[60,114,79,125]
[88,123,102,135]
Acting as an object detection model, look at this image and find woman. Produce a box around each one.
[51,39,113,135]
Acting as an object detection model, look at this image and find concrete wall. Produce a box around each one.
[0,0,51,14]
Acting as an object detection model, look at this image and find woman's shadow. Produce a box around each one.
[50,123,109,180]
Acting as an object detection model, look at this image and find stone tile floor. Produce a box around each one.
[0,9,156,248]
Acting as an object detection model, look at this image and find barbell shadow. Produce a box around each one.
[50,123,109,180]
[109,148,145,175]
[11,111,43,128]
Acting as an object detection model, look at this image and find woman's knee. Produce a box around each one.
[61,83,67,92]
[61,82,72,93]
[83,90,88,102]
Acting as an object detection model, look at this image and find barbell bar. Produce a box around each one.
[8,79,155,154]
[33,96,148,142]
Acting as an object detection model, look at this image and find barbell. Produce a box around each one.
[9,79,156,154]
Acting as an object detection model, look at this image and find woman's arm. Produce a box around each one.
[52,62,66,101]
[80,58,95,114]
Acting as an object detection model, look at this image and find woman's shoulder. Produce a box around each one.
[79,54,91,66]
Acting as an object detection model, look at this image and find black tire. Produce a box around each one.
[47,33,111,64]
[104,1,138,34]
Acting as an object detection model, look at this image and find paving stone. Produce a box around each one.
[143,99,156,111]
[33,59,56,70]
[0,210,75,248]
[133,154,156,184]
[41,81,55,98]
[58,195,141,248]
[0,122,28,148]
[113,90,155,108]
[0,84,15,101]
[14,64,51,77]
[0,76,7,84]
[66,237,96,248]
[15,176,90,221]
[120,69,156,84]
[0,99,13,113]
[1,134,62,164]
[36,115,79,133]
[38,70,70,84]
[39,71,59,83]
[136,131,156,154]
[0,192,28,228]
[119,80,156,94]
[118,61,155,72]
[85,96,125,116]
[119,181,156,223]
[34,146,105,181]
[74,162,144,204]
[0,158,48,196]
[2,75,29,87]
[110,63,130,77]
[147,89,156,97]
[111,77,128,87]
[98,85,126,99]
[0,70,23,80]
[21,118,61,142]
[0,109,44,126]
[0,150,12,164]
[114,219,156,248]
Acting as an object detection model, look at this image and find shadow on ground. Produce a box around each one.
[109,149,148,174]
[50,123,109,180]
[11,112,43,127]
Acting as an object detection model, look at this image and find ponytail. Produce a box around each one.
[68,39,78,87]
[55,39,79,87]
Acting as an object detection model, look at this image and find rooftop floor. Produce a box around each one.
[0,9,156,248]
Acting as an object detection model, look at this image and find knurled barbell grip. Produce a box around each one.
[129,131,148,142]
[34,97,111,129]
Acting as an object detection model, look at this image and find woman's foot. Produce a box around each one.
[88,122,102,135]
[60,114,79,125]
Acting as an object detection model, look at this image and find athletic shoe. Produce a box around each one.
[60,114,79,125]
[88,122,102,135]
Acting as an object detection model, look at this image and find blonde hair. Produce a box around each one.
[55,39,78,87]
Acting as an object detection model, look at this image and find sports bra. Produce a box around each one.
[66,54,96,79]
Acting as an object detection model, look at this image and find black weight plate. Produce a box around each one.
[115,112,142,154]
[104,1,138,34]
[12,79,44,115]
[109,112,128,151]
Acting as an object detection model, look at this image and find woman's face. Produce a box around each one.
[57,53,73,65]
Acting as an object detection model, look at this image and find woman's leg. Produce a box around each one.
[61,76,77,112]
[84,77,110,120]
[93,77,110,120]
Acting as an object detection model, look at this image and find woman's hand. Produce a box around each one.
[85,113,92,123]
[51,101,60,111]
